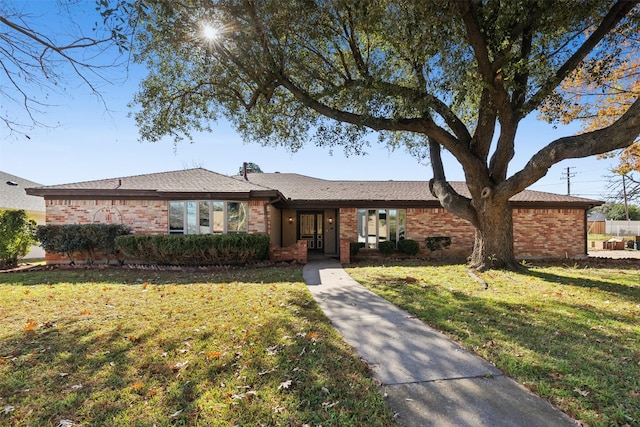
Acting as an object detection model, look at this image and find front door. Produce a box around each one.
[299,212,323,252]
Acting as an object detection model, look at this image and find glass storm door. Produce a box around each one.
[299,213,323,251]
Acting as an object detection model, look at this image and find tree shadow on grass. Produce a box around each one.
[357,270,639,426]
[0,283,395,426]
[0,265,304,286]
[523,265,640,299]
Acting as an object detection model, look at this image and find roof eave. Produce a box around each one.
[509,200,603,209]
[26,188,281,201]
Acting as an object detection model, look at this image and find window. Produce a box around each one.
[169,201,248,234]
[169,202,185,234]
[357,208,406,248]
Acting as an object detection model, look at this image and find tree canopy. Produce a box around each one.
[115,0,640,269]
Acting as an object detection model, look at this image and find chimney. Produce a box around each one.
[243,162,248,180]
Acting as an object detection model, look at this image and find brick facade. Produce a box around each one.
[42,198,587,264]
[248,200,271,234]
[338,206,587,260]
[405,207,476,258]
[513,208,585,258]
[270,240,308,264]
[46,199,168,233]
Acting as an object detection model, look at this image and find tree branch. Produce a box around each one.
[522,0,639,116]
[457,0,514,124]
[503,97,640,195]
[429,138,478,226]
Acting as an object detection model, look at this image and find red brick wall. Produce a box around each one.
[339,208,358,240]
[270,240,308,264]
[248,200,270,234]
[338,206,587,260]
[45,199,168,234]
[340,239,351,263]
[406,208,476,258]
[513,208,585,258]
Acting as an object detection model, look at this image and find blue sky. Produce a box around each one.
[0,1,618,199]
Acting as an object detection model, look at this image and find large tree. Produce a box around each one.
[121,0,640,270]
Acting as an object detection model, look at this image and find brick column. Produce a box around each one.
[340,239,351,264]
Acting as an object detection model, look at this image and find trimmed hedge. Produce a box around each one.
[115,233,270,265]
[397,239,420,256]
[378,240,396,256]
[36,224,131,265]
[350,242,361,257]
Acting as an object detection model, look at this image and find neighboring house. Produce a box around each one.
[25,167,601,264]
[1,171,46,259]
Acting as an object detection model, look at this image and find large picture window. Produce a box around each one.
[169,201,248,234]
[357,209,406,248]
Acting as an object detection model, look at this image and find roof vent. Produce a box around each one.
[5,181,18,186]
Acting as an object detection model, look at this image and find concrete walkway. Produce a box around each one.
[303,257,579,427]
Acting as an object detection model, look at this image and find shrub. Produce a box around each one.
[378,240,396,256]
[397,239,420,256]
[36,224,131,265]
[115,233,270,265]
[425,236,452,253]
[0,209,37,269]
[350,242,360,257]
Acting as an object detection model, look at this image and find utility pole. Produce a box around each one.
[622,174,630,221]
[561,167,576,195]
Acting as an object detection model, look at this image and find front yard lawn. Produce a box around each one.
[0,267,396,426]
[345,261,640,427]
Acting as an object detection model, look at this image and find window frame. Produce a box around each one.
[357,208,406,248]
[168,200,248,235]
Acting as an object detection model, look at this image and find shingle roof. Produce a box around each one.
[25,168,601,208]
[26,168,274,197]
[0,171,45,212]
[241,172,600,205]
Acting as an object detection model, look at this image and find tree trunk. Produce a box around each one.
[468,197,518,271]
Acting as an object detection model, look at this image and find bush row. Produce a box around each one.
[36,224,131,265]
[351,237,448,258]
[115,233,270,265]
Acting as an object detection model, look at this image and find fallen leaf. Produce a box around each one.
[2,406,15,415]
[206,351,222,359]
[23,319,37,333]
[145,387,159,398]
[278,379,292,390]
[574,388,590,397]
[169,409,183,418]
[266,345,279,355]
[322,400,339,409]
[172,361,188,371]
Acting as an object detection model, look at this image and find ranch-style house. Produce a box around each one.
[25,167,601,264]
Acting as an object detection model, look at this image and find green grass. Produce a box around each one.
[0,267,396,427]
[345,261,640,427]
